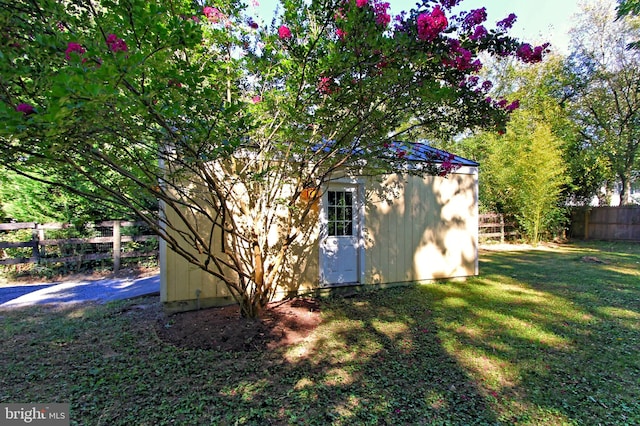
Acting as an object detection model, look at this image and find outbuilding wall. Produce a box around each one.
[363,167,479,285]
[160,167,478,312]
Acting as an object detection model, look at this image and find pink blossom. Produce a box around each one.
[336,28,346,40]
[278,25,292,40]
[374,1,391,27]
[444,42,481,71]
[516,43,549,63]
[416,6,448,42]
[505,100,520,112]
[106,34,127,53]
[65,42,85,61]
[439,0,461,9]
[203,6,225,23]
[252,95,261,103]
[470,25,487,41]
[16,103,35,115]
[463,8,487,30]
[318,77,333,94]
[497,13,517,30]
[467,75,479,86]
[440,154,458,175]
[516,44,532,60]
[394,13,408,32]
[356,0,367,7]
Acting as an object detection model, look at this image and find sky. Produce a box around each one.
[248,0,588,55]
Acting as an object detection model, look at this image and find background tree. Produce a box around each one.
[566,0,640,205]
[617,0,640,49]
[0,165,149,223]
[437,56,571,243]
[479,110,568,244]
[0,0,546,317]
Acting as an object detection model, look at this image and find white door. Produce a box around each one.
[320,186,360,285]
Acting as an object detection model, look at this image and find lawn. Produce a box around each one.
[1,241,638,425]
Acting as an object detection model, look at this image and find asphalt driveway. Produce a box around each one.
[0,274,160,308]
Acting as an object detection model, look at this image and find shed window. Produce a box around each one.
[327,190,353,236]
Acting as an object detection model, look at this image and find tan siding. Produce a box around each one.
[160,186,321,309]
[162,167,478,311]
[364,170,478,284]
[404,177,415,282]
[160,203,232,306]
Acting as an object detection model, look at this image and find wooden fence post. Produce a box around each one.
[31,224,40,262]
[500,214,505,244]
[113,220,121,273]
[37,225,45,258]
[584,209,590,240]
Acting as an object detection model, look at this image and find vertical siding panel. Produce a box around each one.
[399,177,408,282]
[404,176,415,282]
[380,177,396,282]
[364,179,380,284]
[373,179,385,284]
[390,187,399,282]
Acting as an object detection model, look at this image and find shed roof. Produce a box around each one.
[310,139,478,169]
[388,142,478,167]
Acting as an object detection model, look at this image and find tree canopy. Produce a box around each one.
[566,0,640,205]
[0,0,546,316]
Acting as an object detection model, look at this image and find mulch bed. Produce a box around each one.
[155,297,322,352]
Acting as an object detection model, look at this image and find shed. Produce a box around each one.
[160,143,479,312]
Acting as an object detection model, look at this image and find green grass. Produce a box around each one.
[1,241,639,425]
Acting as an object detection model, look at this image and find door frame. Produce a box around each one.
[318,178,366,287]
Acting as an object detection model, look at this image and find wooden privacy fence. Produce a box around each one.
[570,206,640,241]
[0,220,158,272]
[479,213,518,242]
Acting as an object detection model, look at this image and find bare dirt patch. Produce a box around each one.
[155,297,322,352]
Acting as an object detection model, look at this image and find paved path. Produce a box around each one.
[0,274,160,308]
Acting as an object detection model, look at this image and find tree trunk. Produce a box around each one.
[240,295,263,319]
[238,241,268,319]
[619,174,632,206]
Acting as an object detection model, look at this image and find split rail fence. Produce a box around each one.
[478,213,518,242]
[0,220,158,272]
[2,214,514,270]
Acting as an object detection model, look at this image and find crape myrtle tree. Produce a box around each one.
[0,0,547,317]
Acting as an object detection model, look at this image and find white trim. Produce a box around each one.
[318,182,366,286]
[453,165,478,176]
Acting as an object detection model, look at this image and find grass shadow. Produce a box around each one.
[0,241,638,424]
